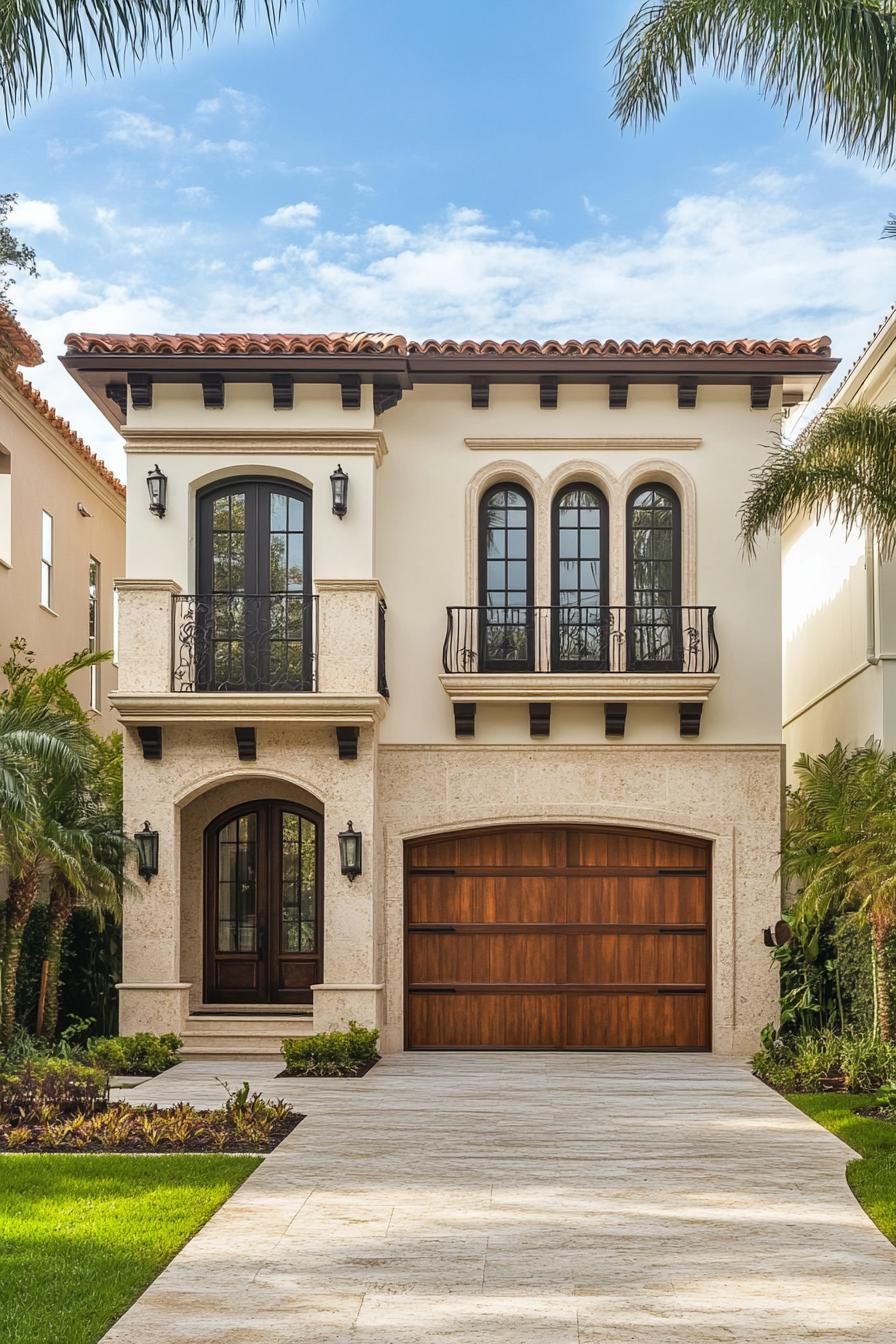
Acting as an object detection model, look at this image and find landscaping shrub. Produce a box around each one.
[281,1021,379,1076]
[87,1032,181,1077]
[753,1029,896,1093]
[0,1058,107,1118]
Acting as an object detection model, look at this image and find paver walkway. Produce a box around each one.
[104,1053,896,1342]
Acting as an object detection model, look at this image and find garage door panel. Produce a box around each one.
[408,875,563,925]
[565,932,707,987]
[568,831,655,869]
[452,829,565,868]
[566,875,707,925]
[566,992,707,1049]
[408,932,559,985]
[655,838,708,869]
[408,992,563,1048]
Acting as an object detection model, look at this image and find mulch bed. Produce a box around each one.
[277,1058,380,1080]
[856,1105,896,1122]
[0,1110,304,1154]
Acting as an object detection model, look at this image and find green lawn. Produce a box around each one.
[0,1154,260,1344]
[788,1093,896,1244]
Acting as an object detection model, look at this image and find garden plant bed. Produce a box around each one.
[278,1058,379,1080]
[1,1103,304,1153]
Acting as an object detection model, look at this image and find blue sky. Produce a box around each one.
[4,0,896,474]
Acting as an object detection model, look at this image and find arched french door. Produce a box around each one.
[204,800,322,1004]
[195,477,313,692]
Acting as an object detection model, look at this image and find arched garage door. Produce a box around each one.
[405,825,710,1050]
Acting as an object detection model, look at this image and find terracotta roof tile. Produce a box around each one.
[5,368,125,498]
[0,307,43,368]
[65,331,833,360]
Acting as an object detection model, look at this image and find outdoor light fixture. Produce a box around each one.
[338,820,362,882]
[134,820,160,881]
[762,919,793,949]
[146,463,168,518]
[330,463,349,519]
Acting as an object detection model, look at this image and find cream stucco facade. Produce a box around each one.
[64,330,835,1057]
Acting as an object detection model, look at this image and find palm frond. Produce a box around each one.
[882,214,896,238]
[738,404,896,557]
[0,1,305,120]
[612,1,896,170]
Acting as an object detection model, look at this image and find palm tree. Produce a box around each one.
[612,1,896,171]
[738,404,896,557]
[0,2,306,120]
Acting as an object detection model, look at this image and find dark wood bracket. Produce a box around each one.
[136,726,162,760]
[336,726,360,760]
[373,383,402,415]
[539,377,558,409]
[453,702,476,737]
[271,374,294,410]
[234,727,256,761]
[604,703,627,737]
[105,382,128,415]
[340,375,362,409]
[470,378,490,409]
[750,379,772,410]
[677,379,698,409]
[608,380,628,409]
[200,373,225,409]
[128,373,152,409]
[529,702,551,737]
[679,702,704,736]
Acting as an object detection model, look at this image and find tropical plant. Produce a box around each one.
[87,1031,181,1077]
[0,1,307,120]
[612,1,896,170]
[739,405,896,559]
[752,1027,896,1092]
[281,1020,380,1076]
[0,196,37,315]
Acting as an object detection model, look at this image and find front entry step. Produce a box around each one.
[180,1013,315,1059]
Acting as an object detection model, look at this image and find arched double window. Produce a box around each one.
[551,482,609,669]
[627,482,682,670]
[479,482,534,671]
[195,477,312,691]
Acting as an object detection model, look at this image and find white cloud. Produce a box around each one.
[527,208,552,222]
[353,182,375,195]
[195,87,261,124]
[9,197,66,235]
[366,224,412,250]
[252,256,278,272]
[582,195,611,225]
[106,111,176,146]
[261,201,320,228]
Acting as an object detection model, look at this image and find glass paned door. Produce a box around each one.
[479,484,534,671]
[552,484,608,670]
[205,802,322,1004]
[627,485,682,670]
[197,479,312,691]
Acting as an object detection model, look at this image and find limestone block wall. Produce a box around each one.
[377,743,783,1055]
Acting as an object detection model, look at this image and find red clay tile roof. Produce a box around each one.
[64,332,833,360]
[0,307,43,368]
[5,367,125,498]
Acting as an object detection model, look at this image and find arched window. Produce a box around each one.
[478,482,534,671]
[627,482,682,670]
[205,800,321,1004]
[195,478,312,691]
[552,482,609,670]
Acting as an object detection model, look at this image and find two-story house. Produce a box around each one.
[63,330,836,1057]
[783,305,896,765]
[1,307,124,730]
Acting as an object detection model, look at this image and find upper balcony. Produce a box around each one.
[440,604,720,737]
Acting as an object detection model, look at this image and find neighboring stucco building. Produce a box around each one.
[63,329,836,1057]
[783,304,896,767]
[0,309,124,731]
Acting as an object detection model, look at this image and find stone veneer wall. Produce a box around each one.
[377,743,783,1055]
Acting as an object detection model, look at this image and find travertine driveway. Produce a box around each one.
[103,1053,896,1342]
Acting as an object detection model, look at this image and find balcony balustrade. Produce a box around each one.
[172,593,318,694]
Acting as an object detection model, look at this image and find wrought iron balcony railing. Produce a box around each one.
[442,605,719,676]
[172,593,318,693]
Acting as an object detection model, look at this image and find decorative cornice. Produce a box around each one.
[111,691,387,725]
[122,427,387,466]
[464,436,703,452]
[114,578,182,593]
[315,578,386,600]
[439,673,720,703]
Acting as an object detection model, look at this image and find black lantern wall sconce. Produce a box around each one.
[338,820,362,882]
[134,820,160,881]
[330,463,349,519]
[146,464,168,518]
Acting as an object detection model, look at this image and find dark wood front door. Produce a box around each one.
[405,825,710,1050]
[204,801,322,1004]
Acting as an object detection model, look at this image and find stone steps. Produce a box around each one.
[180,1013,315,1058]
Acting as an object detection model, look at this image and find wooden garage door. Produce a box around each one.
[405,826,710,1050]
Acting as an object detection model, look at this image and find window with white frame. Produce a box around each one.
[88,557,99,709]
[40,510,53,607]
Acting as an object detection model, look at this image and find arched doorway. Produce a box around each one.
[404,824,710,1050]
[204,799,322,1004]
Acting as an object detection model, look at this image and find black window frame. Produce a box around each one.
[551,481,610,671]
[195,476,313,692]
[478,481,535,673]
[626,481,683,672]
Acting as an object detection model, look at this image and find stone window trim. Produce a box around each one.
[465,457,697,608]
